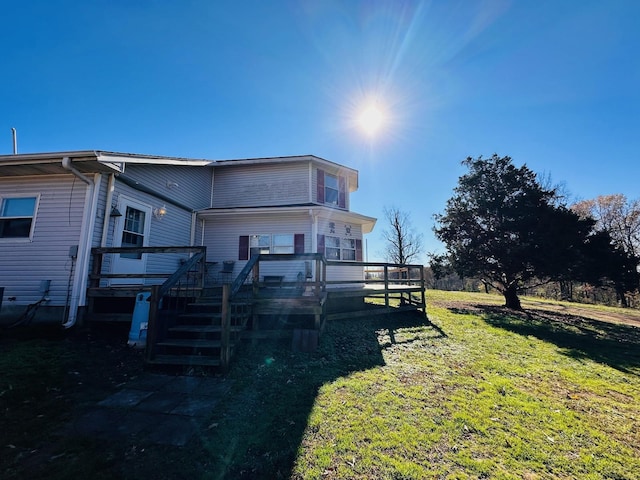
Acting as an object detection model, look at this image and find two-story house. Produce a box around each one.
[0,151,376,327]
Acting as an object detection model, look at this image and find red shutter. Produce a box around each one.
[317,169,325,203]
[294,234,305,254]
[239,235,249,260]
[317,234,325,254]
[338,175,346,208]
[355,239,363,261]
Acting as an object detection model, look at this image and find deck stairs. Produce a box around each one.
[146,287,252,369]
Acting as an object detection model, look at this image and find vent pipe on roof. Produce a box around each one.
[11,128,17,154]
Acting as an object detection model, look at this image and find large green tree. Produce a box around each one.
[433,155,597,310]
[572,195,640,306]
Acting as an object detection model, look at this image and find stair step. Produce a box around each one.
[157,339,222,348]
[147,354,221,367]
[168,325,243,333]
[179,312,223,320]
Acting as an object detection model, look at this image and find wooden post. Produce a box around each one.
[220,283,231,372]
[252,261,260,296]
[146,285,160,362]
[420,267,427,317]
[314,258,321,296]
[384,265,389,309]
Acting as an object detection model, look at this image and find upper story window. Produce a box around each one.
[317,169,346,209]
[324,174,339,206]
[0,196,38,239]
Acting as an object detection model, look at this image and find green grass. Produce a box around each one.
[291,290,640,479]
[2,292,639,479]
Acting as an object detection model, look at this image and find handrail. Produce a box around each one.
[155,250,206,299]
[230,254,260,297]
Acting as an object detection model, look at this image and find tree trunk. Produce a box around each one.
[503,285,522,310]
[616,285,629,308]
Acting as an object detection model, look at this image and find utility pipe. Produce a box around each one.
[61,157,100,328]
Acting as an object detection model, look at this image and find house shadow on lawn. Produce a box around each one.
[196,308,444,479]
[458,304,640,377]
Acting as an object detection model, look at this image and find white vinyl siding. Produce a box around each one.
[201,212,311,282]
[105,180,195,282]
[0,175,88,306]
[123,164,213,209]
[212,163,310,208]
[317,216,365,282]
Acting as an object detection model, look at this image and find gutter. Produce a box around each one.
[61,157,101,328]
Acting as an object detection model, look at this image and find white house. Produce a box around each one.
[0,151,376,327]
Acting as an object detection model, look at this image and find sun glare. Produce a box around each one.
[357,103,385,137]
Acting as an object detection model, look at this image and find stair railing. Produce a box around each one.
[146,249,206,362]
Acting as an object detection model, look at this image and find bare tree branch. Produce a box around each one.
[381,206,423,264]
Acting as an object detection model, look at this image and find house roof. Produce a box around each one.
[0,151,358,189]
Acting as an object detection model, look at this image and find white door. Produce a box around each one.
[110,197,152,285]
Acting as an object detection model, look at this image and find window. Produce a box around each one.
[317,234,362,262]
[250,234,271,257]
[317,169,346,208]
[120,207,146,259]
[325,236,341,260]
[272,234,294,254]
[341,238,356,261]
[324,173,339,206]
[240,234,305,260]
[0,196,37,239]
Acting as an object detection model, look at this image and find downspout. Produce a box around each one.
[61,157,100,328]
[309,208,318,253]
[100,173,116,247]
[190,211,196,247]
[310,208,319,279]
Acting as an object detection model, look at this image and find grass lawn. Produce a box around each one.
[292,291,640,479]
[1,291,639,479]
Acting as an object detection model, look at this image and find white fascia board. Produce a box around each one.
[0,150,98,165]
[96,152,212,168]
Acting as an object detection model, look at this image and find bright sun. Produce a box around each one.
[357,103,385,136]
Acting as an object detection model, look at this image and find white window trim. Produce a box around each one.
[0,194,40,243]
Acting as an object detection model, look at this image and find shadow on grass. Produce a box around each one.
[201,308,444,479]
[453,305,640,377]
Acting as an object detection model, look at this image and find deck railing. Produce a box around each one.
[89,246,208,290]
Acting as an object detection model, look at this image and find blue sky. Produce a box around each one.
[2,0,639,262]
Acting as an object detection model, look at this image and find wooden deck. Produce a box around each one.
[87,248,426,370]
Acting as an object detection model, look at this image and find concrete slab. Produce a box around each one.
[192,379,232,397]
[129,374,174,391]
[160,376,207,394]
[116,411,162,436]
[135,391,185,414]
[171,395,218,417]
[145,415,200,446]
[98,388,153,408]
[70,408,125,437]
